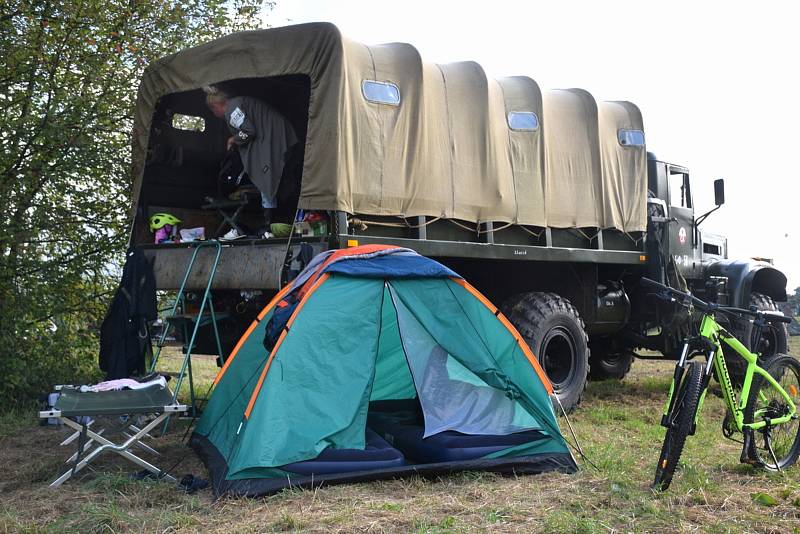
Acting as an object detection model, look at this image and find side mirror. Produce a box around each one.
[714,179,725,206]
[697,178,725,228]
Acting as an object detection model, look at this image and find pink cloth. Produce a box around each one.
[80,376,166,393]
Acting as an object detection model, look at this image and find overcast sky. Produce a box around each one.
[265,0,800,289]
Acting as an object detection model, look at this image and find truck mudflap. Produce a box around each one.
[705,259,787,307]
[140,241,329,291]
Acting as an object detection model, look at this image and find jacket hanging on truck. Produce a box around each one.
[99,248,157,379]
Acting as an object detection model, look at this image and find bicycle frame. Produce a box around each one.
[662,313,797,433]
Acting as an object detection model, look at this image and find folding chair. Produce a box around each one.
[39,385,187,488]
[201,188,260,238]
[201,197,248,237]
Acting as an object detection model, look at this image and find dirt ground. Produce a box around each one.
[3,352,800,533]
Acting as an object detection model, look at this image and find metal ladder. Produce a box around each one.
[150,240,225,415]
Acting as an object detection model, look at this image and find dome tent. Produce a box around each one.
[191,245,577,497]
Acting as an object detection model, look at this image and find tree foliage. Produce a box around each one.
[0,0,271,405]
[786,287,800,316]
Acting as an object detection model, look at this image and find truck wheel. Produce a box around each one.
[502,292,589,413]
[723,292,789,386]
[588,350,634,381]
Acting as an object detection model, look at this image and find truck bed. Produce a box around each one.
[339,213,646,267]
[141,239,328,290]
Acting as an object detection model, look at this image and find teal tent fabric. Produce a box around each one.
[195,304,279,461]
[195,272,572,484]
[229,276,384,476]
[371,284,417,401]
[388,278,563,440]
[387,283,542,437]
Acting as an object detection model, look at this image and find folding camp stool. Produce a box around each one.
[39,385,187,488]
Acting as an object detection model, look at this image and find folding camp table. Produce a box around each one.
[39,385,187,488]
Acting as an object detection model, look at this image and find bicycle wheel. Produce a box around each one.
[653,360,704,490]
[744,354,800,470]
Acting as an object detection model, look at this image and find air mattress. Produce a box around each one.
[281,429,405,475]
[368,411,546,463]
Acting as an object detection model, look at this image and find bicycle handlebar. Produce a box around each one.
[639,277,793,324]
[640,277,707,309]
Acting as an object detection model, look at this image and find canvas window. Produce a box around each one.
[507,111,540,131]
[618,129,645,146]
[362,80,401,105]
[171,113,205,132]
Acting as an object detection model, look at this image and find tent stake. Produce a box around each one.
[554,394,598,471]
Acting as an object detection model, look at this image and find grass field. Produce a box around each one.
[3,345,800,533]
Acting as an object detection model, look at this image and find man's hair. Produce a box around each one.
[204,85,229,108]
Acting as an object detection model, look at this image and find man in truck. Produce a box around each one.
[205,86,298,239]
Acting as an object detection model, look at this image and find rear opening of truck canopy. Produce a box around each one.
[131,22,648,240]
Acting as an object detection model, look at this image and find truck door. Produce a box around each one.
[667,165,700,277]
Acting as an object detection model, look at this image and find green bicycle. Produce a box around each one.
[641,277,800,491]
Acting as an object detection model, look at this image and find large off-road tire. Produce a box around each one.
[724,292,789,386]
[588,339,635,380]
[502,292,589,413]
[589,352,634,380]
[653,360,704,491]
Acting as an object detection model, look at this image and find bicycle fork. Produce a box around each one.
[661,343,691,428]
[661,340,716,436]
[693,350,717,435]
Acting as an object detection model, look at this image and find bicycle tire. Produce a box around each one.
[744,354,800,471]
[653,360,704,490]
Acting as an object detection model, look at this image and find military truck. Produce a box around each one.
[130,23,788,412]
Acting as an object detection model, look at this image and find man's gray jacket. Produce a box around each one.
[224,96,298,204]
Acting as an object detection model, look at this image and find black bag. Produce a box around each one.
[263,294,299,351]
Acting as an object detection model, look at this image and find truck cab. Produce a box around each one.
[646,153,784,304]
[647,155,723,281]
[638,153,787,363]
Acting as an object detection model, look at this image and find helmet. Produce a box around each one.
[149,213,181,232]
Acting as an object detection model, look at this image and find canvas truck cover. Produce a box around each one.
[132,22,647,232]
